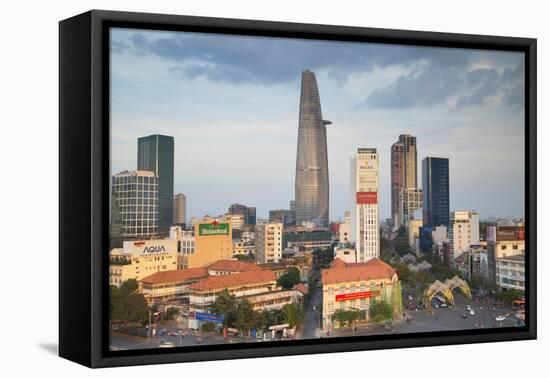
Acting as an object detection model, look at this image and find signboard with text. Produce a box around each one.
[122,239,177,255]
[356,192,378,205]
[496,226,525,241]
[195,312,224,323]
[198,222,230,236]
[335,290,380,302]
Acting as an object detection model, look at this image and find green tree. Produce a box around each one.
[212,289,237,331]
[346,308,360,328]
[277,267,301,289]
[253,310,268,330]
[109,279,149,324]
[369,300,394,324]
[234,299,256,335]
[201,321,216,334]
[282,303,306,328]
[265,309,284,326]
[332,310,349,328]
[394,263,411,283]
[496,289,524,305]
[165,307,180,320]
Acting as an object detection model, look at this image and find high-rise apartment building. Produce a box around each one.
[255,222,283,264]
[352,148,380,262]
[391,134,417,228]
[173,193,186,226]
[137,134,174,233]
[449,211,480,263]
[422,157,450,228]
[397,187,423,227]
[295,70,331,228]
[111,170,158,238]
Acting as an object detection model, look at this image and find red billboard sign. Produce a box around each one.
[496,226,525,241]
[356,192,377,204]
[335,290,380,302]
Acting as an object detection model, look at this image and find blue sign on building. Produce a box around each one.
[195,312,224,323]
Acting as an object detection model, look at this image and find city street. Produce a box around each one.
[328,294,519,338]
[301,283,323,339]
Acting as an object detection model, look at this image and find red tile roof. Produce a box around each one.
[322,258,397,285]
[207,259,261,272]
[293,283,309,295]
[140,268,208,285]
[189,270,277,291]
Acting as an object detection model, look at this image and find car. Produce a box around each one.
[466,305,472,311]
[408,295,413,301]
[433,303,440,308]
[312,305,317,311]
[469,309,475,316]
[495,315,506,322]
[440,303,447,308]
[158,340,176,348]
[461,313,468,318]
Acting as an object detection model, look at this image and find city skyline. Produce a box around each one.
[110,28,525,221]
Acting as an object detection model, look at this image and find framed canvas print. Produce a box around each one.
[59,10,537,368]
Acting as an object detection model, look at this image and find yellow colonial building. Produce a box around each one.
[139,267,209,304]
[109,239,180,287]
[186,221,233,268]
[321,258,402,330]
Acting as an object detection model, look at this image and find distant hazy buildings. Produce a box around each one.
[228,203,256,225]
[111,170,158,238]
[295,70,331,228]
[173,193,186,226]
[138,134,174,233]
[256,222,283,264]
[391,135,418,229]
[269,209,296,226]
[422,157,450,229]
[352,148,380,262]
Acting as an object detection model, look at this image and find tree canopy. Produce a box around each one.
[110,279,149,324]
[277,267,301,289]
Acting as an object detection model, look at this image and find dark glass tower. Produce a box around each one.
[422,157,450,228]
[295,70,331,228]
[137,134,174,233]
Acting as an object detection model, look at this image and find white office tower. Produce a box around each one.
[449,211,480,260]
[351,148,380,262]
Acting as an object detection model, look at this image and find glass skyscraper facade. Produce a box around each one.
[137,134,174,232]
[111,170,159,238]
[294,70,331,228]
[422,157,450,228]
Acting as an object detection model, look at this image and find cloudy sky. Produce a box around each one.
[110,27,525,222]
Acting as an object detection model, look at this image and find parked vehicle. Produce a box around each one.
[469,309,475,316]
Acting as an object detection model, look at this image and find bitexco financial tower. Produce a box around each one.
[294,70,331,228]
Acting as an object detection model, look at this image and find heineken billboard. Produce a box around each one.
[198,222,230,236]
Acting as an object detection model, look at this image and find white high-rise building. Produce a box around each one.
[338,211,352,243]
[352,148,380,262]
[255,222,283,264]
[449,211,480,261]
[111,170,158,238]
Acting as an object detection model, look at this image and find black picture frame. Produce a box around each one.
[59,9,537,368]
